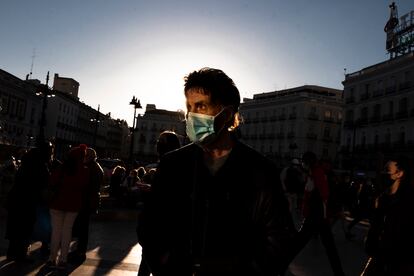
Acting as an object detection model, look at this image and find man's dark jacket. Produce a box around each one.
[138,140,295,276]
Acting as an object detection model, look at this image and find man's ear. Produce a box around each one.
[214,107,234,131]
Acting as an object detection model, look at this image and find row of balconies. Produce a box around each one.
[344,109,414,127]
[345,82,412,103]
[341,140,414,153]
[244,114,340,124]
[244,132,337,142]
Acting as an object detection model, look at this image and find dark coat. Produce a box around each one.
[5,150,49,241]
[138,140,295,276]
[365,183,414,274]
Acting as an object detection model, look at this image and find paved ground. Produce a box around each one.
[0,205,369,276]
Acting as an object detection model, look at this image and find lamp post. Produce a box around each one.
[90,104,101,149]
[129,96,142,163]
[36,71,55,146]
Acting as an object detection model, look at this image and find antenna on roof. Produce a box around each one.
[28,48,36,80]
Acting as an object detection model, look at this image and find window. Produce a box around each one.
[399,127,405,144]
[345,110,354,121]
[373,104,381,118]
[399,98,408,113]
[361,132,366,148]
[377,79,383,89]
[389,101,394,114]
[385,129,391,144]
[323,126,330,138]
[346,135,351,148]
[404,71,411,82]
[365,83,370,94]
[360,107,368,120]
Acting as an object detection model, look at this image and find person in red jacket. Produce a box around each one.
[47,144,89,269]
[289,151,344,276]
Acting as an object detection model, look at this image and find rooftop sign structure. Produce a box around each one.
[384,2,414,58]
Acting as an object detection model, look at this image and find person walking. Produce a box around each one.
[361,156,414,275]
[137,67,295,276]
[288,151,345,276]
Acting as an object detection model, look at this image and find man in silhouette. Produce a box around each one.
[138,67,295,276]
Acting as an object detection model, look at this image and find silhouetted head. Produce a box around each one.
[85,148,97,163]
[384,155,413,190]
[64,144,87,174]
[156,131,181,157]
[302,151,318,169]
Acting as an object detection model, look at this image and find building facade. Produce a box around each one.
[0,69,42,156]
[134,104,186,162]
[0,69,129,160]
[341,52,414,171]
[53,73,80,98]
[240,85,343,166]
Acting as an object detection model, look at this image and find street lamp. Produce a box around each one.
[129,96,142,163]
[36,71,55,145]
[90,105,101,149]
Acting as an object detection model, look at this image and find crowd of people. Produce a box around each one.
[4,142,104,270]
[1,67,414,276]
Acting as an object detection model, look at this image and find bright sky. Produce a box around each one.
[1,0,412,125]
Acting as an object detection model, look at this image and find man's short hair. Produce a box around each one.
[184,67,241,111]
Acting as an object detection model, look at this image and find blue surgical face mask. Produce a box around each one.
[186,112,216,144]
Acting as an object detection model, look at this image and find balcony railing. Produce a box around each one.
[308,113,319,120]
[382,114,393,121]
[322,136,333,142]
[345,97,355,104]
[343,120,354,128]
[323,117,334,123]
[355,117,368,125]
[360,93,370,101]
[372,89,384,98]
[385,86,396,94]
[278,114,286,120]
[395,110,408,119]
[399,81,411,91]
[370,116,381,123]
[288,113,297,120]
[287,132,295,138]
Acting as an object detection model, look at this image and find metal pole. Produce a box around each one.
[38,71,50,146]
[93,105,100,149]
[129,105,137,163]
